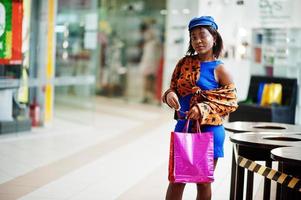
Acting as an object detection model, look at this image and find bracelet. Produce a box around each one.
[162,89,174,103]
[162,89,175,108]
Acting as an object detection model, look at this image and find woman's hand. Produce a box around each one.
[166,92,180,110]
[187,106,201,120]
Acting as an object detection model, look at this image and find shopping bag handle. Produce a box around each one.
[183,119,201,133]
[177,110,201,133]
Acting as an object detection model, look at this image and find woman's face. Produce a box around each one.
[190,27,215,55]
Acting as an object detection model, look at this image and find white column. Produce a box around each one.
[162,0,199,93]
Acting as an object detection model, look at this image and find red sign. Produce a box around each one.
[0,0,22,64]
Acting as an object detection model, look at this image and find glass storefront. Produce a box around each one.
[54,0,167,122]
[54,0,99,124]
[96,0,166,104]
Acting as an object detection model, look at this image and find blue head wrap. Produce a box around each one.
[188,16,218,31]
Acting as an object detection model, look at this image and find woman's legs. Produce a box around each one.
[196,159,218,200]
[196,183,212,200]
[165,183,186,200]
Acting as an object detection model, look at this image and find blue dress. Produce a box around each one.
[174,60,225,159]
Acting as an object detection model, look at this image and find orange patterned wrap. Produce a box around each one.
[191,84,238,125]
[164,55,238,125]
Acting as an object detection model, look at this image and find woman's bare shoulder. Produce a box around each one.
[215,64,233,85]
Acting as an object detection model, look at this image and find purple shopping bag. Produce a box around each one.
[168,120,214,183]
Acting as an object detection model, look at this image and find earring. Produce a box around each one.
[213,42,216,46]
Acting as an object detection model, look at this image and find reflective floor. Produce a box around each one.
[0,97,274,200]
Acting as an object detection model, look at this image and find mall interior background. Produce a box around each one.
[1,0,301,128]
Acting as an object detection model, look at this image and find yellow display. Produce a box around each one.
[260,83,282,106]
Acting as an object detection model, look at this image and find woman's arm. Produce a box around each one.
[215,64,234,86]
[165,57,185,92]
[162,58,186,110]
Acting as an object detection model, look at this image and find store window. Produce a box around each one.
[97,0,166,105]
[55,0,99,123]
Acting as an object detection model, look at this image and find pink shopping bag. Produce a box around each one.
[168,120,214,183]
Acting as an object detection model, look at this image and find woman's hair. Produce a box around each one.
[186,26,223,58]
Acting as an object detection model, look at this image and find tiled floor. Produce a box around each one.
[0,97,271,200]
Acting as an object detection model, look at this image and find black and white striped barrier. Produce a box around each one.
[233,145,301,192]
